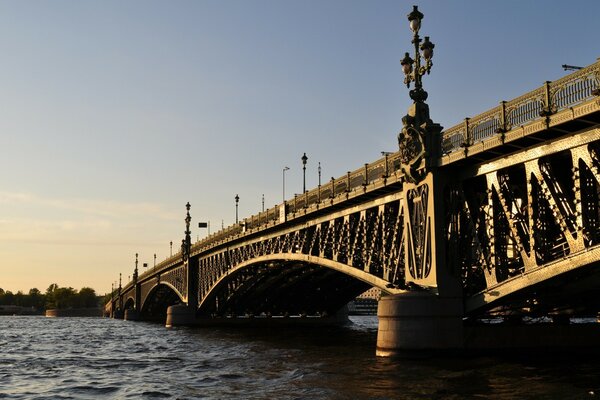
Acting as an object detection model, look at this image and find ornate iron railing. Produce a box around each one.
[442,58,600,152]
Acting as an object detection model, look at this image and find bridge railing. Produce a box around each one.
[171,151,405,260]
[442,58,600,153]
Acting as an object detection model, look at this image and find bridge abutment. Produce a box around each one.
[376,292,464,356]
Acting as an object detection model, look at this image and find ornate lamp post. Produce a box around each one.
[282,166,290,202]
[318,162,321,186]
[183,202,191,261]
[400,6,434,103]
[235,194,239,224]
[397,5,441,184]
[170,241,173,257]
[133,253,138,281]
[301,153,308,193]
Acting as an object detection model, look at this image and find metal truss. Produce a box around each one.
[195,196,407,316]
[447,129,600,315]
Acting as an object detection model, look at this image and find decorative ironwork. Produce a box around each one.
[398,107,429,183]
[442,58,600,153]
[405,184,431,280]
[447,131,600,314]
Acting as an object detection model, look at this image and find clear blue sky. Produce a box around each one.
[1,0,598,294]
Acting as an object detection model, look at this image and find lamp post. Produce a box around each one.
[170,241,173,257]
[397,5,440,184]
[183,202,191,261]
[262,194,265,212]
[235,194,239,224]
[282,166,289,202]
[400,5,434,103]
[301,153,308,193]
[318,161,321,187]
[154,253,156,268]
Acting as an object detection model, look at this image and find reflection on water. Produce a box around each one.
[0,315,599,399]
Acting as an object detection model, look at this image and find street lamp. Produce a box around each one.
[153,253,156,268]
[170,241,173,257]
[262,194,265,212]
[318,162,321,186]
[301,153,308,193]
[400,5,434,103]
[282,166,289,202]
[183,202,191,261]
[235,194,239,224]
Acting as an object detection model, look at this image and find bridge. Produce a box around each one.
[106,8,600,356]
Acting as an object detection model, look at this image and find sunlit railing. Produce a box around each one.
[131,151,405,280]
[442,59,599,152]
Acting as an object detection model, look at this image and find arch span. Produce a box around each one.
[123,297,135,311]
[197,253,403,317]
[140,283,185,322]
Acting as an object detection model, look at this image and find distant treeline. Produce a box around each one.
[0,284,101,310]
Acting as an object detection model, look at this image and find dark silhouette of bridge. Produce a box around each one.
[106,8,600,355]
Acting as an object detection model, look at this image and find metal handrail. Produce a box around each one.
[442,58,600,152]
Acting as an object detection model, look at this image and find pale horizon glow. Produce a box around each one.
[1,0,598,294]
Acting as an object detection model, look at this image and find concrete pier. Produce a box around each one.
[165,304,197,328]
[376,292,464,356]
[124,309,139,321]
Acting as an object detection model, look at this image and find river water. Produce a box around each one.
[1,315,599,399]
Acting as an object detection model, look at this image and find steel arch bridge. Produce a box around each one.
[107,59,600,332]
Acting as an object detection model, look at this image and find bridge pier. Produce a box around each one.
[124,309,139,321]
[376,292,464,356]
[165,304,197,328]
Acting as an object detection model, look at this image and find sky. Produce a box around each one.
[1,0,598,295]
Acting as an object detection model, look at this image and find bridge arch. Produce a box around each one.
[123,297,135,311]
[140,282,185,322]
[198,253,399,317]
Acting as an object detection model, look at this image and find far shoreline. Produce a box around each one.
[45,308,103,317]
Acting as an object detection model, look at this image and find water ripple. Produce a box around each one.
[1,316,600,399]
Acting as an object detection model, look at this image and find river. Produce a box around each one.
[1,315,599,399]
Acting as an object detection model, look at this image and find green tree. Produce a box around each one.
[13,291,24,307]
[53,287,76,309]
[0,291,14,306]
[27,288,45,310]
[76,287,98,308]
[45,283,59,309]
